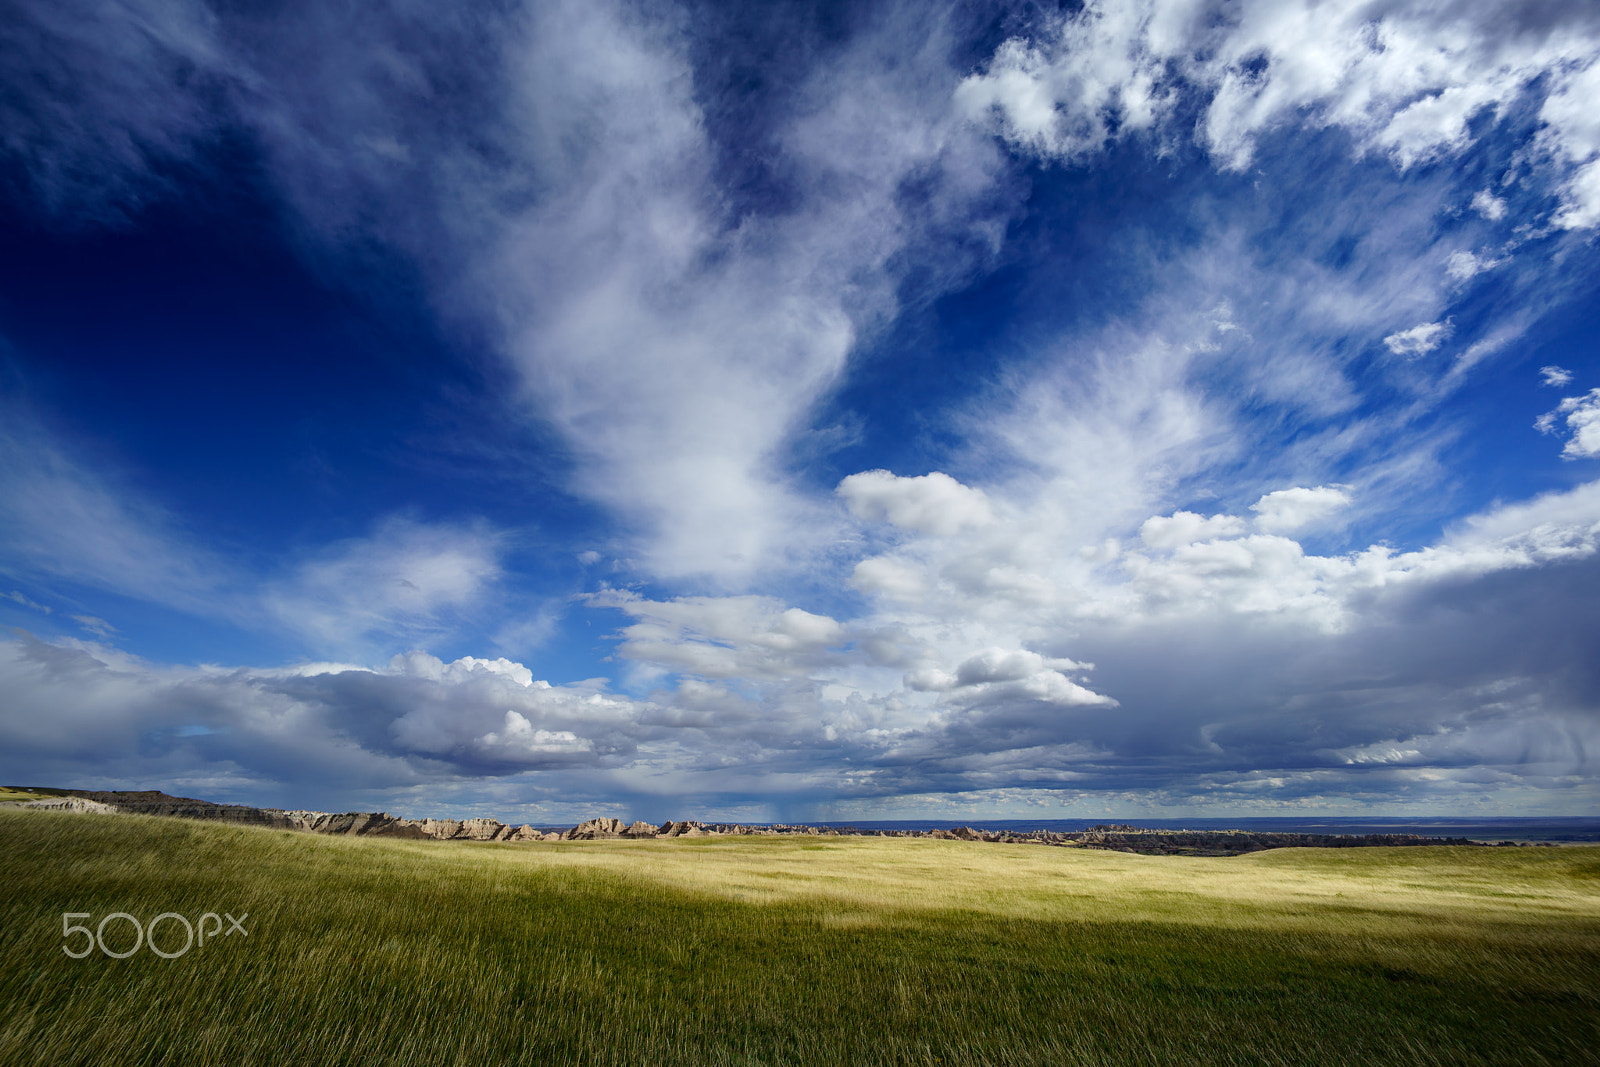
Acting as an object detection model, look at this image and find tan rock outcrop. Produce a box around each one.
[564,817,625,840]
[21,796,120,815]
[456,818,505,841]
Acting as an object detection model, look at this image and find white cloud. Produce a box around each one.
[1383,321,1451,357]
[848,556,928,603]
[0,401,227,611]
[1433,479,1600,560]
[1138,481,1600,628]
[263,518,502,655]
[1249,486,1351,534]
[5,0,1019,586]
[1539,57,1600,229]
[591,591,847,682]
[1139,510,1248,549]
[1124,533,1344,626]
[0,639,652,806]
[444,3,1016,583]
[1445,250,1500,281]
[4,590,50,614]
[0,396,524,660]
[9,0,1591,608]
[1536,389,1600,459]
[1555,160,1600,230]
[960,1,1600,225]
[958,648,1048,687]
[837,470,994,537]
[70,614,116,638]
[1471,189,1508,221]
[5,472,1600,811]
[908,647,1089,690]
[906,646,1113,710]
[479,712,590,757]
[389,660,637,766]
[953,11,1168,162]
[1541,365,1574,387]
[395,653,542,689]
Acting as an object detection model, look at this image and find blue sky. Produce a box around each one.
[2,0,1599,823]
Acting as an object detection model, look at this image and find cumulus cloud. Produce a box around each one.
[1536,389,1600,459]
[1539,56,1600,228]
[1383,321,1451,357]
[0,639,649,807]
[833,479,1600,806]
[1122,533,1345,628]
[1541,365,1574,387]
[848,556,929,603]
[1446,250,1500,281]
[383,653,639,768]
[1471,189,1508,221]
[905,648,1111,710]
[591,591,848,683]
[478,713,589,757]
[1556,161,1600,230]
[1139,511,1248,550]
[5,473,1600,813]
[1249,486,1351,534]
[952,11,1169,162]
[837,470,994,537]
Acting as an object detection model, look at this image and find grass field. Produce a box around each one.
[0,789,67,804]
[2,809,1598,1065]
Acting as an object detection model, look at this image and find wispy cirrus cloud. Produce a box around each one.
[0,392,512,660]
[262,517,504,659]
[0,399,224,611]
[2,0,1020,584]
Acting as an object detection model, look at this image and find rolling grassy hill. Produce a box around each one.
[2,807,1597,1065]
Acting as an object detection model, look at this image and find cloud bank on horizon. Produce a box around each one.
[1,0,1597,821]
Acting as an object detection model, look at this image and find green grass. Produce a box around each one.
[2,809,1598,1065]
[0,788,69,805]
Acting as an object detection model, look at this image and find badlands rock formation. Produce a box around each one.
[3,789,1539,853]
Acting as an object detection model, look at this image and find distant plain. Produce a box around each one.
[3,808,1598,1065]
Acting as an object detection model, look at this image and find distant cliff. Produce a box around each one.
[3,789,1543,854]
[5,789,556,841]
